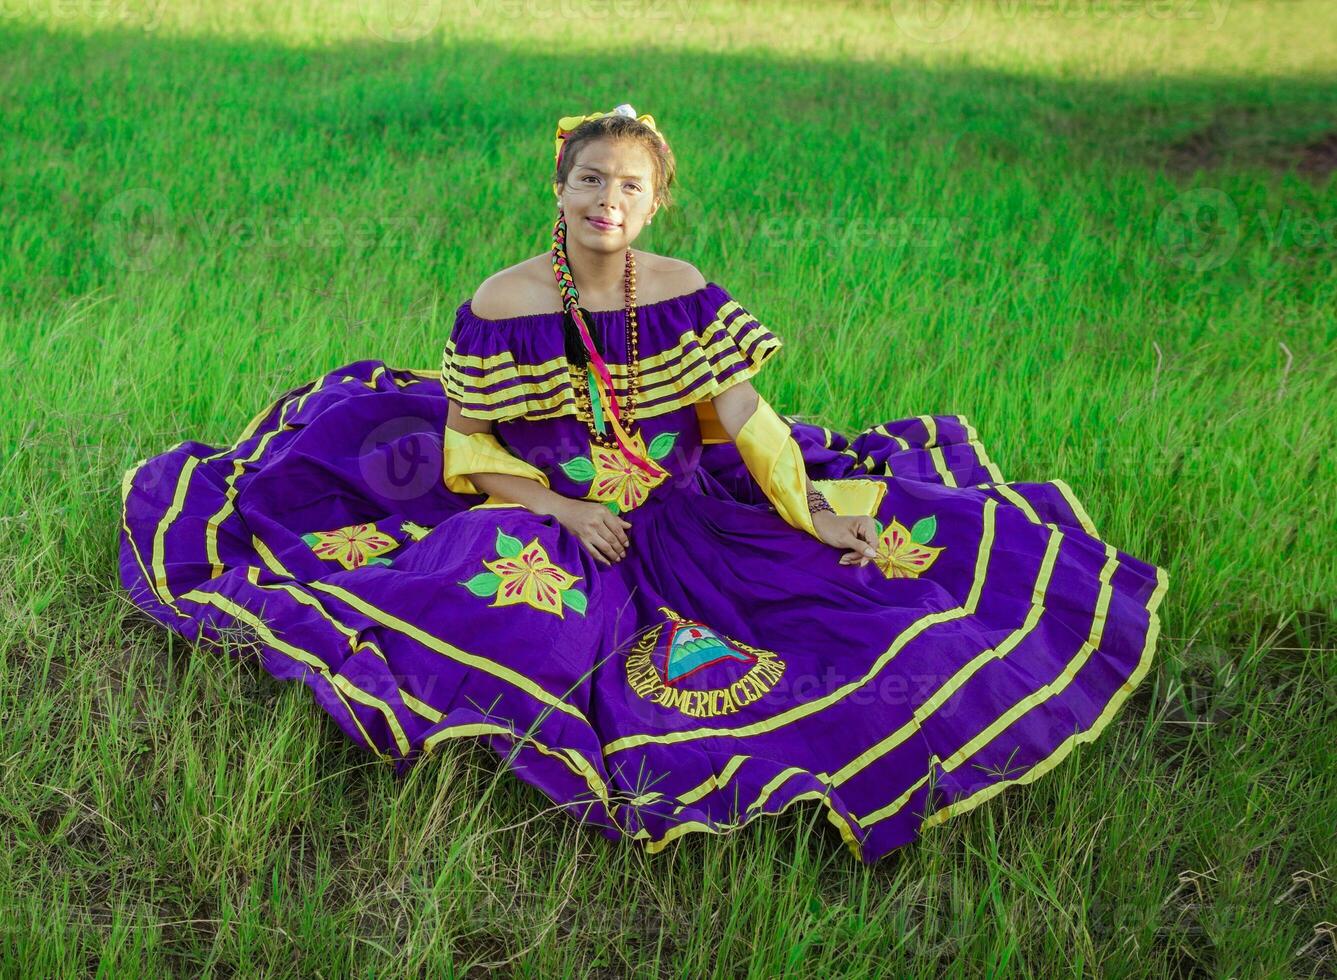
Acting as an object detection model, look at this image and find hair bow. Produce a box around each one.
[553,103,665,183]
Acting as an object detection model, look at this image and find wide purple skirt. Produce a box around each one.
[118,359,1168,864]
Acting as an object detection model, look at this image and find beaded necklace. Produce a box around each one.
[569,251,643,448]
[551,212,658,476]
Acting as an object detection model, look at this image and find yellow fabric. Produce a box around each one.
[443,425,551,497]
[472,495,529,509]
[695,401,730,445]
[734,393,819,540]
[812,478,887,519]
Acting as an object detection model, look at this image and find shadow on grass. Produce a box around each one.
[0,17,1334,314]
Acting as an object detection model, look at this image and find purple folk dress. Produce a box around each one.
[118,281,1169,864]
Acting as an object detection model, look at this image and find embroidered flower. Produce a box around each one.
[460,527,587,618]
[302,523,399,570]
[559,428,678,513]
[399,520,432,541]
[872,514,944,580]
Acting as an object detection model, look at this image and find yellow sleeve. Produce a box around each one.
[733,392,819,540]
[442,424,551,497]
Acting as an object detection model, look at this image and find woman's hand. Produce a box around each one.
[552,498,633,566]
[812,510,880,567]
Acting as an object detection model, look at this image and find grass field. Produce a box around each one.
[1,0,1334,974]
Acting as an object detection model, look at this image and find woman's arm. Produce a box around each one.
[711,381,879,565]
[444,401,633,564]
[709,381,823,500]
[445,400,570,517]
[469,472,568,518]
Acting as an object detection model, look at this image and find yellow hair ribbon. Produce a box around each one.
[553,104,665,198]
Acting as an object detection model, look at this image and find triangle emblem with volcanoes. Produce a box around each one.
[662,619,754,685]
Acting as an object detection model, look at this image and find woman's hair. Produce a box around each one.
[552,114,677,212]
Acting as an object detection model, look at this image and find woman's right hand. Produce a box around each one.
[552,498,633,566]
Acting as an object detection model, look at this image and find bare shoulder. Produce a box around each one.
[469,252,707,320]
[469,258,557,320]
[639,253,707,300]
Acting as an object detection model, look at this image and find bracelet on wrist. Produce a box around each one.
[806,488,834,515]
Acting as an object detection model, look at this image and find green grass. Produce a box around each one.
[1,0,1334,974]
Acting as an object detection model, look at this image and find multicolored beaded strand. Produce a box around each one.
[551,210,658,476]
[570,251,642,448]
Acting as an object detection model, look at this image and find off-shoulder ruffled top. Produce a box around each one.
[442,282,782,424]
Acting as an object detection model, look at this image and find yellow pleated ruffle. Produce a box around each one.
[444,297,782,424]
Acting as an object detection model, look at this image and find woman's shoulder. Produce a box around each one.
[641,254,708,301]
[467,256,557,320]
[467,252,707,321]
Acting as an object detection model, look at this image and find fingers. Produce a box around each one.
[595,513,628,557]
[851,519,878,557]
[835,531,865,557]
[583,523,616,563]
[838,518,879,567]
[578,518,625,563]
[581,536,612,566]
[601,512,631,550]
[596,526,627,561]
[567,503,633,566]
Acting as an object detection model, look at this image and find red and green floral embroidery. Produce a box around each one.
[302,523,398,569]
[559,429,678,514]
[460,527,587,618]
[873,515,944,579]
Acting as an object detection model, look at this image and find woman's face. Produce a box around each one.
[557,138,660,252]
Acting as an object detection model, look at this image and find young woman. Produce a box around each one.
[119,104,1169,864]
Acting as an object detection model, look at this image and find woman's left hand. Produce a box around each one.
[811,511,880,567]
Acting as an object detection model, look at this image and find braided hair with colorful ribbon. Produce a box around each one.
[550,104,671,478]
